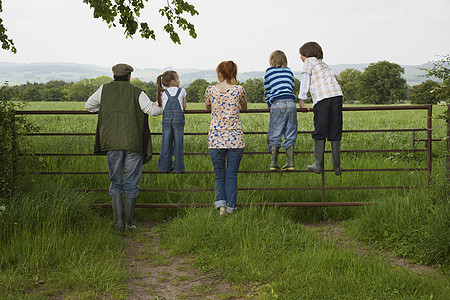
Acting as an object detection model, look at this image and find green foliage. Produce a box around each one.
[1,0,198,54]
[241,78,265,103]
[0,83,36,196]
[6,76,290,105]
[159,0,198,44]
[185,78,209,102]
[294,77,300,98]
[131,78,158,101]
[65,76,112,102]
[20,82,44,101]
[336,68,362,102]
[8,80,70,102]
[239,77,301,104]
[41,81,69,102]
[358,61,407,104]
[424,54,450,81]
[145,80,158,102]
[41,86,67,102]
[7,77,112,102]
[130,78,147,91]
[408,80,442,104]
[423,55,450,104]
[6,68,426,105]
[83,0,198,44]
[440,78,450,103]
[0,1,16,53]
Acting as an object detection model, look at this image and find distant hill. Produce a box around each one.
[0,61,435,86]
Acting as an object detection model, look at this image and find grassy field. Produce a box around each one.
[0,102,448,299]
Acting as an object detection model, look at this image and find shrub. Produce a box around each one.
[0,83,37,196]
[409,80,442,104]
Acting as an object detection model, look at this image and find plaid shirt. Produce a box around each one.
[299,57,342,106]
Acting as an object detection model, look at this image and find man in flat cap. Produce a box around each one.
[86,63,163,231]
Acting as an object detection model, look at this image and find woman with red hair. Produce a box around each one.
[205,61,247,215]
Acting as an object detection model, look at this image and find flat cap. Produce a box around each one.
[112,63,134,76]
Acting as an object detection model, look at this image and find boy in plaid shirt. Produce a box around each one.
[298,42,343,175]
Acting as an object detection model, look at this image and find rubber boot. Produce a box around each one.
[124,197,137,231]
[282,146,295,170]
[111,193,124,231]
[270,146,280,171]
[307,140,325,174]
[331,141,343,175]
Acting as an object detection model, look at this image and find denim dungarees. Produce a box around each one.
[157,88,185,173]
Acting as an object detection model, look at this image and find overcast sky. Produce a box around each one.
[1,0,449,72]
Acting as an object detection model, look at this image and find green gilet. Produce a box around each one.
[94,81,152,163]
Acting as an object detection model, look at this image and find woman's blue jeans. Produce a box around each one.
[267,99,298,151]
[209,148,244,214]
[107,150,143,198]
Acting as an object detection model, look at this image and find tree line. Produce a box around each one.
[4,60,449,105]
[337,60,448,105]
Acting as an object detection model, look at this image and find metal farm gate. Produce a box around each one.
[14,105,435,208]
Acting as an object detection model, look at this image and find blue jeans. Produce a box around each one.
[209,148,244,214]
[158,120,185,173]
[107,150,143,198]
[267,99,298,151]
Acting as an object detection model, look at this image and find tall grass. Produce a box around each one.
[0,178,127,298]
[162,206,449,299]
[347,160,449,267]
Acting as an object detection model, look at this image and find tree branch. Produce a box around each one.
[0,0,198,53]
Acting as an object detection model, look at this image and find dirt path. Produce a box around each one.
[304,221,436,275]
[124,221,250,299]
[123,220,436,300]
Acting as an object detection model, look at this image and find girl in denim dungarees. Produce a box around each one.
[156,71,187,173]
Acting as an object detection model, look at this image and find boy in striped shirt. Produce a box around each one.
[264,50,308,171]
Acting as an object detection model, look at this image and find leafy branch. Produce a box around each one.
[0,0,199,54]
[423,54,450,81]
[83,0,198,43]
[0,1,17,53]
[159,0,198,44]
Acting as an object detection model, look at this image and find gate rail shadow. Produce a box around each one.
[15,105,433,208]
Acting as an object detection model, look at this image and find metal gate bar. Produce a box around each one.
[15,105,433,207]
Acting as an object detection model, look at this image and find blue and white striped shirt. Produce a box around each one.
[264,66,296,107]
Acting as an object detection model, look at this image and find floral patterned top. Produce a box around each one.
[204,85,247,149]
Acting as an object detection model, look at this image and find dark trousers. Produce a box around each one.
[312,96,343,141]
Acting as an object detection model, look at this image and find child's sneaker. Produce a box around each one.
[219,206,227,216]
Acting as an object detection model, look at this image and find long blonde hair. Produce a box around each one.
[156,70,178,106]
